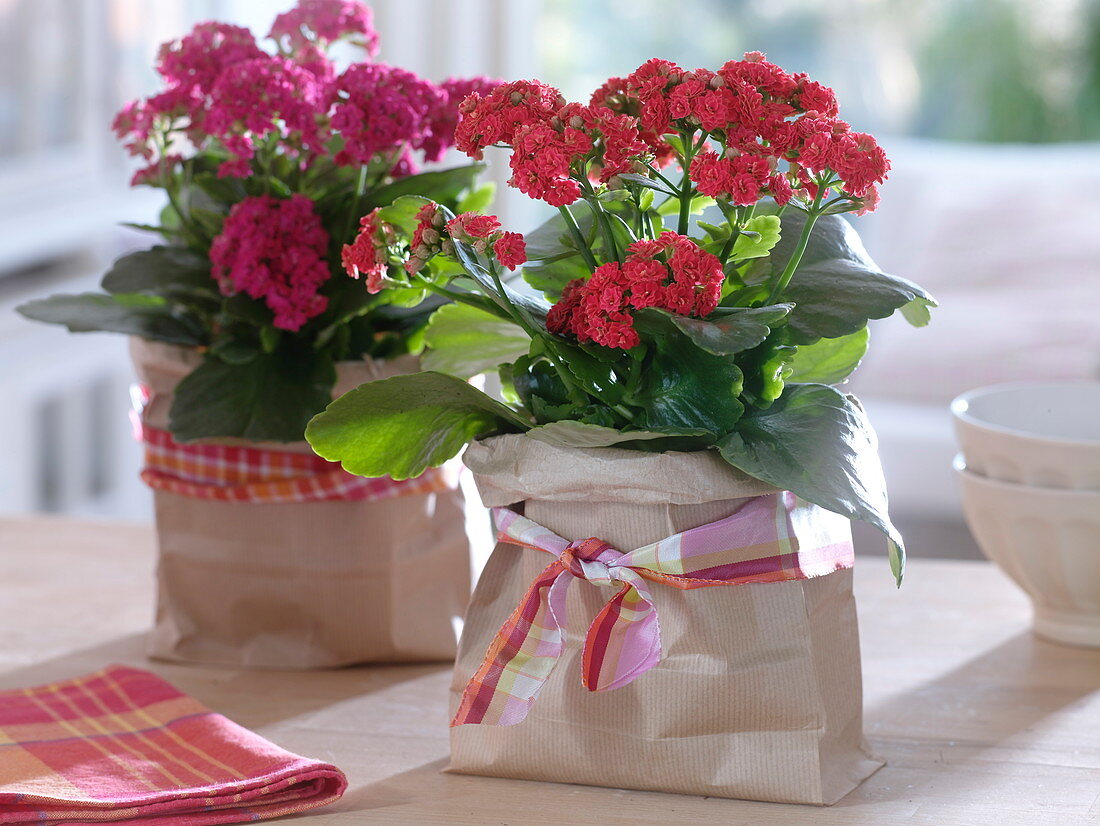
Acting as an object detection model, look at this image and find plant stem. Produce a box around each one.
[677,170,693,236]
[585,192,621,262]
[766,187,824,303]
[417,279,505,317]
[717,202,741,263]
[342,165,369,243]
[558,205,598,272]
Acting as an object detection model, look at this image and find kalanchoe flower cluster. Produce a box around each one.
[589,76,677,168]
[451,52,888,213]
[211,195,331,331]
[328,63,441,172]
[342,201,528,293]
[112,0,488,182]
[405,202,453,275]
[421,76,505,163]
[205,57,326,177]
[619,52,888,206]
[404,205,528,274]
[268,0,379,56]
[546,233,724,349]
[455,82,654,207]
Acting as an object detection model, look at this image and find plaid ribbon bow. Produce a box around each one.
[452,492,854,727]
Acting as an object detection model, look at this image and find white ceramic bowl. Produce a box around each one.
[951,382,1100,489]
[956,459,1100,647]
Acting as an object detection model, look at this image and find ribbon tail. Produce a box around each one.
[451,561,569,727]
[580,573,661,692]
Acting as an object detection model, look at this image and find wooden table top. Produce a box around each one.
[1,516,1098,825]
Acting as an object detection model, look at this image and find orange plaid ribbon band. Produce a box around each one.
[139,426,449,504]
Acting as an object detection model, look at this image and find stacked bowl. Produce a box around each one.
[952,382,1100,648]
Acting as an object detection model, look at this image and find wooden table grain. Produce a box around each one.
[1,516,1098,825]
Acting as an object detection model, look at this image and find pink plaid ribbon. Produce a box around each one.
[130,383,449,504]
[139,426,449,504]
[452,492,854,727]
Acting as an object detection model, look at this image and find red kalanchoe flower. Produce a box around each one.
[211,195,331,331]
[690,149,773,205]
[507,117,591,206]
[446,212,502,253]
[453,79,565,160]
[268,0,379,56]
[547,233,723,349]
[406,202,451,275]
[589,76,676,167]
[494,232,527,271]
[342,208,395,293]
[422,76,504,162]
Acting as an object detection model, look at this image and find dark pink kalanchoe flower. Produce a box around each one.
[155,22,265,98]
[205,55,327,177]
[268,0,379,56]
[329,62,441,170]
[211,194,331,331]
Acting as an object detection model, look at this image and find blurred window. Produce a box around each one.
[539,0,1100,142]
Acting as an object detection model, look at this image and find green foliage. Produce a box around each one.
[170,346,336,442]
[305,371,530,479]
[786,328,870,385]
[18,149,492,442]
[100,246,215,300]
[730,215,782,260]
[636,304,792,356]
[16,293,205,347]
[421,303,529,379]
[771,211,937,344]
[631,323,744,436]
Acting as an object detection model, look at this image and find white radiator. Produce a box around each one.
[0,277,149,520]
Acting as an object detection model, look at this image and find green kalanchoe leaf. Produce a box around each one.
[631,324,743,436]
[786,328,870,385]
[100,246,216,299]
[171,348,336,443]
[16,293,206,347]
[730,214,782,260]
[716,383,905,585]
[637,304,793,356]
[361,163,487,211]
[306,371,530,480]
[771,211,937,344]
[422,303,529,379]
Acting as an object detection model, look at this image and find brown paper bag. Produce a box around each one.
[131,338,471,669]
[449,434,883,804]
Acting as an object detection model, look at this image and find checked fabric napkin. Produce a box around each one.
[0,666,346,824]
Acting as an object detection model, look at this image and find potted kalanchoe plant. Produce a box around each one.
[17,0,499,670]
[307,54,935,803]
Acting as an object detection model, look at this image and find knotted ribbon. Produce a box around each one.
[452,492,854,727]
